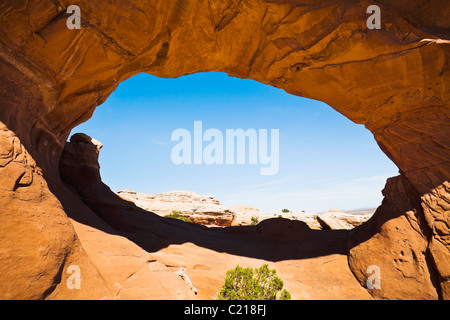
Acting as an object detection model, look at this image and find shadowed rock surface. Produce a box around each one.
[0,0,449,299]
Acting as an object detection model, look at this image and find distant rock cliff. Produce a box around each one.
[117,189,373,229]
[117,190,238,227]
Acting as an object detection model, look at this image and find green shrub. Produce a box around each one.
[281,209,290,213]
[167,210,191,223]
[279,289,291,300]
[217,264,291,300]
[251,216,259,225]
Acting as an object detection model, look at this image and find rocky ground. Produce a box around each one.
[117,189,374,230]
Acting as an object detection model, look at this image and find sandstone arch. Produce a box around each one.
[0,0,448,299]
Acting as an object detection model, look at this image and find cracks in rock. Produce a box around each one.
[113,259,183,299]
[424,245,444,300]
[215,10,239,32]
[148,41,170,68]
[12,170,33,191]
[319,258,341,266]
[81,21,136,60]
[40,248,70,300]
[33,9,66,36]
[57,31,90,79]
[308,39,433,71]
[214,0,243,31]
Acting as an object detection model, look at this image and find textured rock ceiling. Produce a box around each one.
[0,0,448,299]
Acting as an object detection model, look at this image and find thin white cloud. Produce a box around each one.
[151,138,170,147]
[218,173,393,212]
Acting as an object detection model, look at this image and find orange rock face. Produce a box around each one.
[0,0,448,299]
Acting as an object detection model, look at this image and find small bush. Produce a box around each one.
[281,209,290,213]
[217,264,291,300]
[251,216,259,225]
[167,210,191,223]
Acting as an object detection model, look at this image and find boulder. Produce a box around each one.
[317,210,372,230]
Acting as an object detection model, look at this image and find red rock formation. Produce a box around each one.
[0,0,448,299]
[348,175,441,299]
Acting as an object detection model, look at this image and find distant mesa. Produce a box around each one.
[117,190,238,227]
[117,189,373,229]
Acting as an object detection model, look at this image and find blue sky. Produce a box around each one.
[72,72,399,213]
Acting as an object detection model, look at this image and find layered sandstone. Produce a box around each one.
[0,0,449,299]
[117,190,237,227]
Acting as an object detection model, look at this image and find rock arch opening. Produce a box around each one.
[70,71,399,220]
